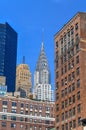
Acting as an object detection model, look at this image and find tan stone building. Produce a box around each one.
[54,12,86,130]
[0,95,55,130]
[16,64,32,97]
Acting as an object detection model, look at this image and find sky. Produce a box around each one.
[0,0,86,90]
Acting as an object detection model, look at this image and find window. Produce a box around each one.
[72,83,75,91]
[72,72,75,80]
[69,109,72,117]
[77,91,80,100]
[62,101,64,109]
[76,67,80,75]
[73,120,76,128]
[2,101,7,105]
[11,116,16,121]
[26,104,28,108]
[65,88,67,96]
[64,65,67,73]
[68,62,71,70]
[75,23,78,30]
[77,104,81,113]
[69,121,72,130]
[62,125,64,130]
[56,82,59,90]
[76,44,79,52]
[71,28,74,35]
[71,39,74,46]
[69,97,72,105]
[76,55,79,64]
[68,85,71,93]
[56,41,58,48]
[78,117,81,126]
[56,93,59,100]
[56,71,59,79]
[61,90,65,97]
[77,79,80,88]
[56,115,59,123]
[62,113,64,121]
[11,109,16,113]
[2,122,6,127]
[65,111,68,119]
[65,99,68,107]
[72,107,75,116]
[72,95,75,103]
[56,104,59,111]
[20,117,24,121]
[12,102,17,107]
[11,123,16,128]
[65,123,68,130]
[2,115,7,120]
[68,74,71,82]
[61,79,64,86]
[21,103,24,108]
[2,108,7,112]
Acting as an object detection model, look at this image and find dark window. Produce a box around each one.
[68,62,71,70]
[2,115,7,120]
[76,44,79,52]
[62,113,64,121]
[73,120,76,128]
[20,117,24,121]
[77,104,81,113]
[71,28,74,35]
[11,123,16,128]
[62,125,64,130]
[61,68,64,75]
[72,72,75,80]
[72,95,75,103]
[68,85,71,93]
[56,41,58,48]
[56,93,59,100]
[72,107,75,116]
[56,104,59,111]
[11,116,16,121]
[65,123,68,130]
[77,79,80,88]
[69,109,72,117]
[76,55,79,64]
[68,74,71,82]
[69,121,72,130]
[2,101,7,105]
[65,111,68,119]
[2,122,6,127]
[65,88,67,96]
[61,79,64,86]
[78,117,81,126]
[77,91,80,100]
[56,82,59,90]
[12,102,17,107]
[76,67,80,75]
[61,90,65,97]
[72,83,75,91]
[21,103,24,108]
[75,23,78,30]
[56,115,59,123]
[65,99,68,107]
[62,101,64,109]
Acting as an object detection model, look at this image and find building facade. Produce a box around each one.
[16,64,32,98]
[34,43,53,101]
[54,12,86,130]
[0,22,17,92]
[0,95,55,130]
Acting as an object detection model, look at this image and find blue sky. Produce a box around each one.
[0,0,86,89]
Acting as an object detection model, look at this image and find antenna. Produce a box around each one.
[42,28,44,43]
[22,56,25,64]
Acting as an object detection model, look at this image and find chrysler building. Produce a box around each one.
[34,42,53,101]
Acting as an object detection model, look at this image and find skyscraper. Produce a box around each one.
[54,12,86,130]
[34,42,53,101]
[0,22,17,92]
[16,62,32,98]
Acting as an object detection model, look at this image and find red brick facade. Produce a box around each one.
[54,12,86,130]
[0,96,55,130]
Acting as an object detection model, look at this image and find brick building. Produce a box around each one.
[0,95,55,130]
[54,12,86,130]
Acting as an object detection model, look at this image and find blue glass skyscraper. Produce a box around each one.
[0,22,17,92]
